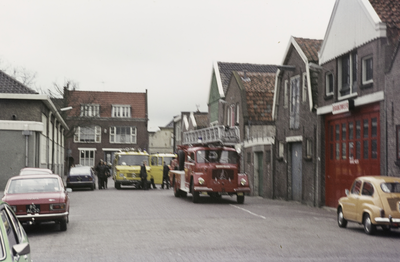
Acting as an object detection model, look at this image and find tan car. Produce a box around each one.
[337,176,400,235]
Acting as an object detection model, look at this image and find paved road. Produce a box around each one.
[22,178,400,262]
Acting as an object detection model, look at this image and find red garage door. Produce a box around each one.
[325,103,380,207]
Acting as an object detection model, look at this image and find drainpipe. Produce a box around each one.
[23,125,32,167]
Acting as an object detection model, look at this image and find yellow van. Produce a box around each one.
[149,153,176,184]
[112,149,150,189]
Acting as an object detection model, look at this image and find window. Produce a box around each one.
[74,126,101,143]
[302,72,307,103]
[227,105,236,127]
[361,182,374,196]
[80,104,100,117]
[278,141,285,159]
[80,149,95,166]
[338,52,358,98]
[112,105,131,118]
[362,56,373,85]
[351,180,362,195]
[110,126,137,144]
[306,139,312,159]
[326,73,334,96]
[236,103,240,125]
[284,80,289,108]
[290,75,300,129]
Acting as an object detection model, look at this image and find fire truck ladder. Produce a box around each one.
[183,126,240,146]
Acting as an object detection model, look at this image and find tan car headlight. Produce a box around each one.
[240,178,246,186]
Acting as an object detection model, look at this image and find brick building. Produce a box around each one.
[63,87,148,173]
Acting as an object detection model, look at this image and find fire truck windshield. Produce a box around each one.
[196,150,238,164]
[118,155,148,166]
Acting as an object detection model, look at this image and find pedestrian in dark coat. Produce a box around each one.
[95,160,107,189]
[161,161,170,189]
[140,161,148,190]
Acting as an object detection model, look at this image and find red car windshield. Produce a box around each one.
[8,178,61,194]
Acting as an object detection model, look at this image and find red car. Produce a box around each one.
[2,174,71,231]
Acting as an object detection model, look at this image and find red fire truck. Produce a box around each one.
[169,126,250,203]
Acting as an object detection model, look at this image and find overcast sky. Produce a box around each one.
[0,0,336,131]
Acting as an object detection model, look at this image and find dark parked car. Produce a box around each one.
[2,174,71,231]
[67,166,96,190]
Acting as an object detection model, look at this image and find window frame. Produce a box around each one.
[80,104,100,117]
[111,105,131,118]
[325,72,334,97]
[79,149,95,166]
[284,80,289,108]
[302,72,307,103]
[74,126,101,143]
[289,75,300,129]
[278,141,285,159]
[338,52,358,99]
[306,139,313,159]
[109,126,137,144]
[362,55,373,86]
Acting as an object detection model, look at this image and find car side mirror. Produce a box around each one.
[13,242,30,256]
[345,189,349,196]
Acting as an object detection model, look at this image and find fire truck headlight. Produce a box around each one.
[198,177,205,185]
[119,173,124,177]
[240,178,246,186]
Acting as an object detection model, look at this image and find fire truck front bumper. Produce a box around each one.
[193,186,251,193]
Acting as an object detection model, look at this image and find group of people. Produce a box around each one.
[139,160,170,190]
[95,159,110,189]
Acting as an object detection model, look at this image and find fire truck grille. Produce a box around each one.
[126,173,137,178]
[212,169,234,180]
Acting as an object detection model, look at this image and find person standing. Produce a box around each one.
[95,160,107,189]
[161,161,170,189]
[140,161,148,190]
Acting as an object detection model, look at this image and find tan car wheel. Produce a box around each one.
[337,207,347,228]
[363,214,376,235]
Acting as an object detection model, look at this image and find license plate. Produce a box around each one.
[26,204,40,214]
[237,192,243,196]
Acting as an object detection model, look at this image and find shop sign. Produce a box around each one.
[332,100,354,115]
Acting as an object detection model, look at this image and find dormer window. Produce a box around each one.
[80,104,100,117]
[112,105,131,118]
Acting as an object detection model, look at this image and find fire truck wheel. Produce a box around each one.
[237,194,245,204]
[192,183,200,203]
[115,182,121,189]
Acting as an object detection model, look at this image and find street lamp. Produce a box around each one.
[60,106,73,111]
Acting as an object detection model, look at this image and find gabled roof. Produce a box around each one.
[66,90,147,119]
[0,70,38,94]
[234,71,276,123]
[216,62,277,96]
[319,0,400,64]
[274,36,322,117]
[293,37,322,64]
